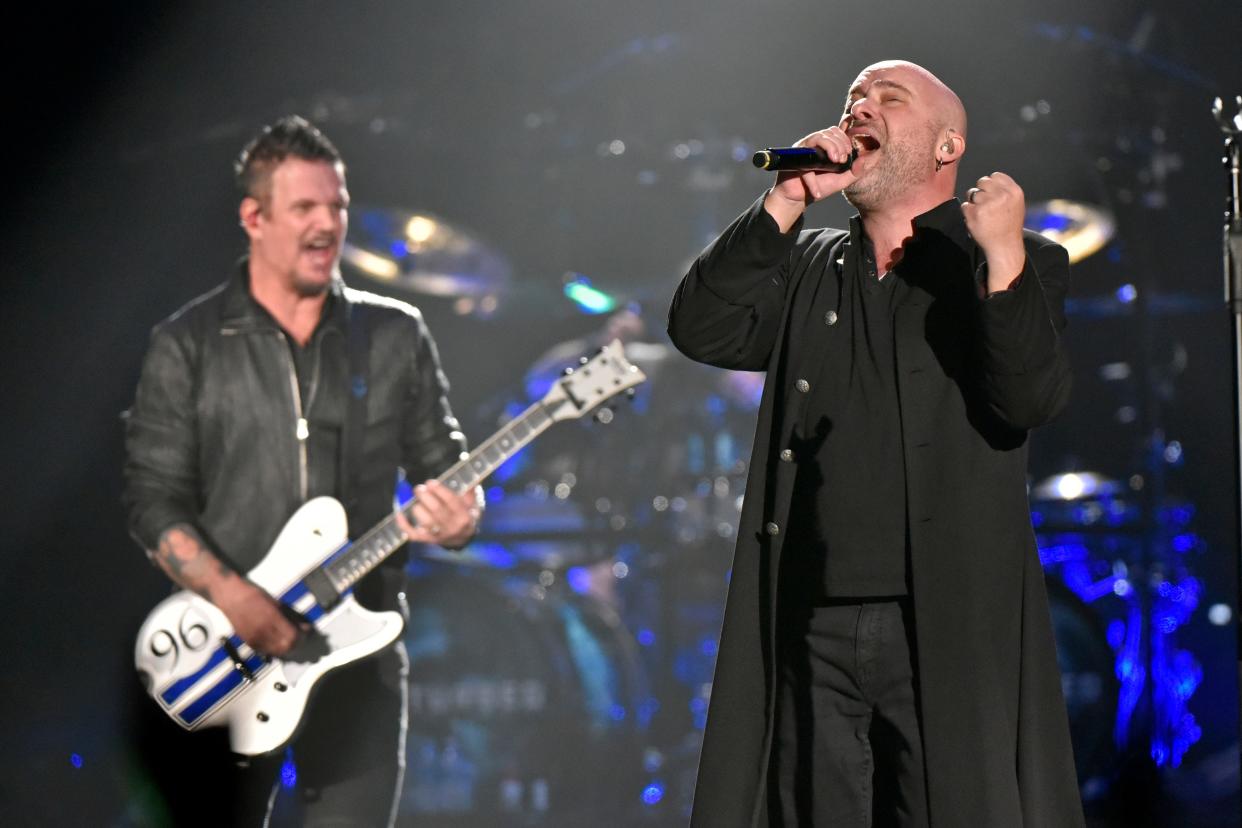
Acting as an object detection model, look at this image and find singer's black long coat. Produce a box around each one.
[667,195,1085,828]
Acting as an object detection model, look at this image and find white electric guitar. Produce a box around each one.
[134,340,646,756]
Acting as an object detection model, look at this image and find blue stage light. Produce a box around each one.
[1151,742,1168,766]
[1155,614,1179,634]
[281,752,298,788]
[641,782,665,805]
[637,629,656,646]
[567,567,591,594]
[1106,619,1125,650]
[70,753,83,769]
[472,543,518,569]
[1171,533,1197,553]
[493,448,530,483]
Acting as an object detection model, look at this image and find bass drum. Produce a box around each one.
[398,565,648,827]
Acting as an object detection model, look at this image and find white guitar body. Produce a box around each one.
[134,340,646,756]
[134,497,404,756]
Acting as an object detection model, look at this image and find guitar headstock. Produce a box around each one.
[541,339,647,422]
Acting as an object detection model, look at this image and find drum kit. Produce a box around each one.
[391,323,759,826]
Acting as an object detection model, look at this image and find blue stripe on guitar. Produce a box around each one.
[280,580,325,621]
[177,653,267,726]
[161,580,324,709]
[280,580,309,605]
[160,645,231,706]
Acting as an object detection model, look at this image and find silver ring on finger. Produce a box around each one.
[967,188,981,204]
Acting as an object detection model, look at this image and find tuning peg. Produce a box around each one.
[626,388,637,401]
[579,356,590,365]
[562,366,575,376]
[594,407,615,425]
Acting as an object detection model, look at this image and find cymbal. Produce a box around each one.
[1025,199,1115,264]
[341,205,512,309]
[1030,471,1123,502]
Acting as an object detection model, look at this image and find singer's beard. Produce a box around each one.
[843,129,937,213]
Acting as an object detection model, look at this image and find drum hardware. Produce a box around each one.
[399,563,650,823]
[1030,466,1207,785]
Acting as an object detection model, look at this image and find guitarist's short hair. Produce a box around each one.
[234,115,344,207]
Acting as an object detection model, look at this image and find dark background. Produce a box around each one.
[3,1,1240,824]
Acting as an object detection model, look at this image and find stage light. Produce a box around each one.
[563,277,617,314]
[1031,470,1117,501]
[281,753,297,788]
[404,215,437,244]
[641,782,665,805]
[1208,604,1232,625]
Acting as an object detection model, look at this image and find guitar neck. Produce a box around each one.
[320,398,560,593]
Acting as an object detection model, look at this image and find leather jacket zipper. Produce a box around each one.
[275,331,310,502]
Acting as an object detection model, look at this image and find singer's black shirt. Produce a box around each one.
[784,200,975,598]
[784,231,907,597]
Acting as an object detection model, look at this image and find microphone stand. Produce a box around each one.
[1212,95,1242,754]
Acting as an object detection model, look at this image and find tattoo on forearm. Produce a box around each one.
[153,524,235,600]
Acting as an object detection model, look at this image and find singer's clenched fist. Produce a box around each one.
[962,171,1027,293]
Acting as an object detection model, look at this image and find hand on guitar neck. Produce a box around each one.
[153,524,306,657]
[395,479,483,549]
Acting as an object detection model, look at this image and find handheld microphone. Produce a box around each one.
[752,147,857,173]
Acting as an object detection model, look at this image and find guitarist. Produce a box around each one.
[123,116,482,826]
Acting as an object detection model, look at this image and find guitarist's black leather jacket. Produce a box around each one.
[123,261,468,597]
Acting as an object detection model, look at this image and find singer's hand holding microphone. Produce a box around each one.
[762,127,859,233]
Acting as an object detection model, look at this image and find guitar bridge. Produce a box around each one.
[221,637,258,683]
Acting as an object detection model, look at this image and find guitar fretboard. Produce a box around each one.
[321,400,561,593]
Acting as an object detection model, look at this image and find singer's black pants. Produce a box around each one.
[770,598,929,828]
